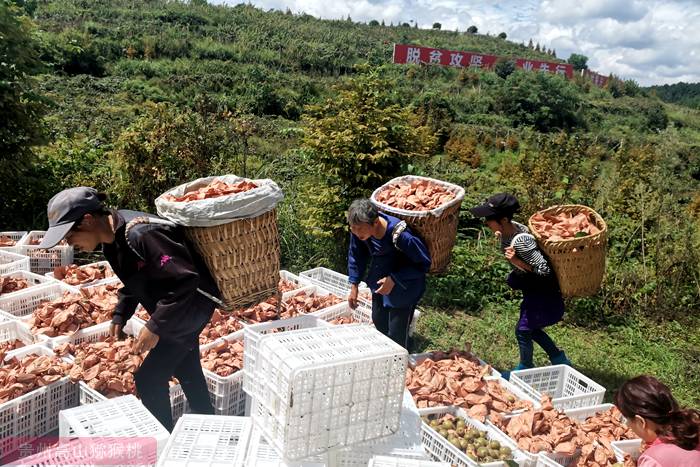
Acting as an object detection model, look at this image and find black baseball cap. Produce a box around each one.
[469,193,520,219]
[39,187,107,249]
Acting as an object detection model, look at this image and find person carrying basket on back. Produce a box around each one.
[470,193,571,379]
[38,187,219,431]
[346,199,431,350]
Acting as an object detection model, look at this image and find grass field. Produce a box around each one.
[414,301,700,407]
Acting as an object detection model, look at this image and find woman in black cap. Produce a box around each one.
[39,187,218,430]
[470,193,570,379]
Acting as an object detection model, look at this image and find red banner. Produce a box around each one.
[583,69,609,87]
[393,44,574,79]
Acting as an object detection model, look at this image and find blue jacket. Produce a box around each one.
[348,213,431,308]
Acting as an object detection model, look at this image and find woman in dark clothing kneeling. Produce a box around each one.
[346,199,431,349]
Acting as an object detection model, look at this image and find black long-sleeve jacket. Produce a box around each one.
[103,209,220,349]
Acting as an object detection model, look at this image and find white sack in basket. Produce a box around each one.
[155,175,284,227]
[370,175,465,218]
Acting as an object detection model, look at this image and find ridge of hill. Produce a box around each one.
[645,82,700,109]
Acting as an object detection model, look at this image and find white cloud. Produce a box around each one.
[214,0,700,86]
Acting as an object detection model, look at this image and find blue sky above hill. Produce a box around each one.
[218,0,699,86]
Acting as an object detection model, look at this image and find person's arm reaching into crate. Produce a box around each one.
[347,233,369,310]
[110,287,138,337]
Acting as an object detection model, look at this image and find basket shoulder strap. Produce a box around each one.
[391,220,408,252]
[124,216,177,261]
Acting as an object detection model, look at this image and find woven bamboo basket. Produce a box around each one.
[371,176,465,274]
[184,209,280,310]
[528,205,608,298]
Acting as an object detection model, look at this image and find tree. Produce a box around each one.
[401,22,410,27]
[552,49,557,58]
[109,103,239,210]
[568,53,589,71]
[528,38,534,49]
[0,1,49,227]
[369,19,379,26]
[535,43,540,52]
[467,25,478,34]
[494,58,516,79]
[498,32,507,39]
[300,66,436,241]
[432,22,441,30]
[495,71,582,132]
[190,0,207,5]
[381,20,385,26]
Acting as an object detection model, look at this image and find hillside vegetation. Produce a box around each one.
[2,0,699,405]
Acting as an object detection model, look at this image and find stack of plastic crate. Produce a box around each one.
[0,250,30,276]
[243,318,408,462]
[156,414,252,467]
[17,231,73,275]
[59,394,170,458]
[200,329,247,416]
[0,344,78,458]
[0,231,28,253]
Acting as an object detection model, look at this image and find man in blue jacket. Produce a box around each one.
[346,199,431,349]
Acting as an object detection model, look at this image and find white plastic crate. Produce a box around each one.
[17,231,74,275]
[242,314,329,394]
[0,250,30,275]
[418,406,521,467]
[244,426,329,467]
[612,439,642,463]
[368,456,450,467]
[78,376,187,425]
[298,267,367,295]
[246,325,408,461]
[564,403,616,422]
[510,365,605,410]
[0,281,77,319]
[0,231,28,253]
[45,260,120,289]
[200,329,247,415]
[279,270,307,291]
[298,267,372,308]
[0,344,79,458]
[0,319,47,348]
[313,302,373,325]
[535,453,565,467]
[0,270,58,299]
[333,391,428,467]
[59,394,169,456]
[157,414,252,467]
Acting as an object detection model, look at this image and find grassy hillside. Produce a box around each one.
[3,0,699,405]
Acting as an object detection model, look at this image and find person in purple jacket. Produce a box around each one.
[346,199,431,349]
[470,193,570,379]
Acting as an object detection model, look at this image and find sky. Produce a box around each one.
[216,0,700,86]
